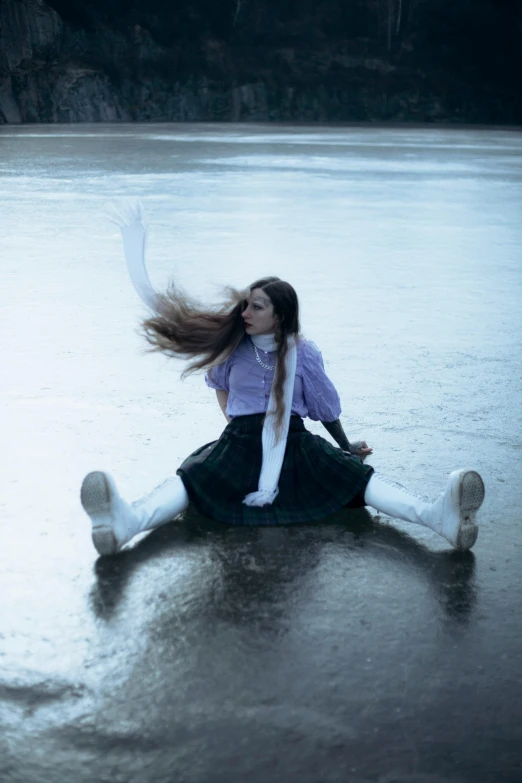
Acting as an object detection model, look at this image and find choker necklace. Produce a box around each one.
[251,341,275,371]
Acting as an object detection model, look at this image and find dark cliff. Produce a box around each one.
[1,0,521,123]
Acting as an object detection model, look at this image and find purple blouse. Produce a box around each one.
[205,337,341,422]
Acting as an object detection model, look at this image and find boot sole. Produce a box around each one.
[456,470,485,551]
[80,471,119,556]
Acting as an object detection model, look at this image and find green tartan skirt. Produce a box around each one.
[177,414,374,525]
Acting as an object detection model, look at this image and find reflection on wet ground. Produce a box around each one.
[90,506,478,630]
[1,124,522,782]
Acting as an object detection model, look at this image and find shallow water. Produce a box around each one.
[1,123,522,782]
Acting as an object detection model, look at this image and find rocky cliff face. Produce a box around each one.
[0,0,123,121]
[1,0,521,124]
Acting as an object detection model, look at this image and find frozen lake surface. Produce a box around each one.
[1,123,522,782]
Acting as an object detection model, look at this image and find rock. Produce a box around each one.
[1,0,521,124]
[0,0,62,71]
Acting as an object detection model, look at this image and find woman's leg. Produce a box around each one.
[80,472,190,556]
[364,469,485,551]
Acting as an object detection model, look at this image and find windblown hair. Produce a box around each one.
[142,276,300,436]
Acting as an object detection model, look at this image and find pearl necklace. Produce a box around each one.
[252,341,275,370]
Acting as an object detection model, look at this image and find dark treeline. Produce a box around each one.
[1,0,521,123]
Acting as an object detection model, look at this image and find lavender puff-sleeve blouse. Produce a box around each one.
[205,337,341,422]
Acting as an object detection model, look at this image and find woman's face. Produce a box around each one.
[242,288,277,336]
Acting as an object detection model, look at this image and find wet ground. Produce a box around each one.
[1,123,522,782]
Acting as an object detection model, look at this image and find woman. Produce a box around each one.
[80,204,485,555]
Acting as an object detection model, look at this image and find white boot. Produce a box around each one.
[364,469,485,551]
[80,471,190,556]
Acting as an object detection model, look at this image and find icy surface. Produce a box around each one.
[1,123,521,783]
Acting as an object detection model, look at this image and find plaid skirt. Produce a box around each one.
[177,414,374,525]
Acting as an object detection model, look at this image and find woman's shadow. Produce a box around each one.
[89,504,477,630]
[338,506,478,626]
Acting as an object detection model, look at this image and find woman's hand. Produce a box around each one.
[347,441,373,458]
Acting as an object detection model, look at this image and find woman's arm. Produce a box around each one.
[216,390,231,422]
[321,419,373,458]
[300,340,372,456]
[321,419,351,450]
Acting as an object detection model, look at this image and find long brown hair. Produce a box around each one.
[248,277,300,436]
[142,276,300,434]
